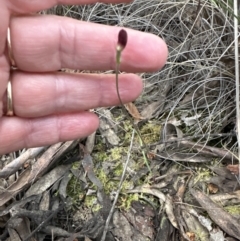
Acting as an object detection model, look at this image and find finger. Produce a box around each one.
[10,15,168,72]
[0,112,99,155]
[4,72,142,118]
[8,0,131,14]
[0,7,10,111]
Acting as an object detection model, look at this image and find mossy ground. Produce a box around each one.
[67,120,161,211]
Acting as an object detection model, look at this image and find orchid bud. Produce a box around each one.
[116,29,128,64]
[117,29,128,51]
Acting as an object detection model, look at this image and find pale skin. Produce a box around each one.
[0,0,168,155]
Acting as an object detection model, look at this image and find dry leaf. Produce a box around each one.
[227,164,239,175]
[186,232,195,241]
[98,109,120,146]
[25,164,72,197]
[208,183,219,194]
[181,113,202,127]
[124,102,143,121]
[191,189,240,239]
[84,236,93,241]
[147,152,156,160]
[165,195,178,229]
[141,100,163,119]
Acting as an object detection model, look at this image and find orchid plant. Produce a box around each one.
[115,29,150,170]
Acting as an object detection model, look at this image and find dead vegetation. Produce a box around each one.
[1,0,240,240]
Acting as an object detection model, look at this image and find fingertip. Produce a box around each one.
[60,112,99,139]
[125,73,143,100]
[122,31,168,72]
[150,35,168,71]
[0,113,100,154]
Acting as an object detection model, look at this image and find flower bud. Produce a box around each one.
[117,29,128,51]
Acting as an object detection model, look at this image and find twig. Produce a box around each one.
[0,147,46,178]
[234,0,240,179]
[100,128,135,241]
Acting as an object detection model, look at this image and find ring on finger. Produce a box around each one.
[6,77,14,116]
[7,28,16,68]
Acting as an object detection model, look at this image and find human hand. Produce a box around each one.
[0,0,168,155]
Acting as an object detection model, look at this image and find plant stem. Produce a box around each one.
[115,49,151,172]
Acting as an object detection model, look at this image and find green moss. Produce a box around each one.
[84,195,102,212]
[71,161,81,170]
[96,169,112,191]
[84,195,97,207]
[109,147,127,161]
[92,141,108,162]
[118,193,139,210]
[194,228,209,241]
[121,120,161,146]
[224,205,240,215]
[122,120,134,145]
[139,122,161,144]
[123,119,133,133]
[85,120,162,211]
[93,151,108,162]
[122,180,134,190]
[95,168,121,194]
[66,170,104,212]
[67,174,84,204]
[93,145,127,164]
[113,164,123,176]
[193,168,212,185]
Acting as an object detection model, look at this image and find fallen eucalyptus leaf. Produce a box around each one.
[124,102,144,121]
[25,164,71,197]
[191,189,240,239]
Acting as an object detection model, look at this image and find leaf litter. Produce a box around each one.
[1,0,240,240]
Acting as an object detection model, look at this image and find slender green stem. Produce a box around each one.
[115,49,151,172]
[115,60,124,107]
